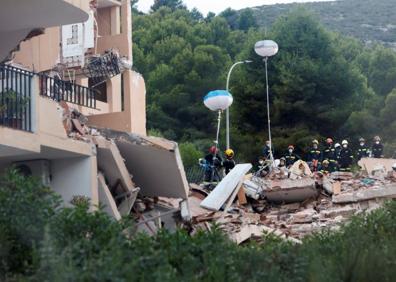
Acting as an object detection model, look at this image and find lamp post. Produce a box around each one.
[204,90,234,154]
[254,40,279,167]
[225,60,252,149]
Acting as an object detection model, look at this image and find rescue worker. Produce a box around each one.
[371,136,384,158]
[284,145,299,167]
[322,138,337,172]
[334,143,341,159]
[319,160,331,174]
[223,149,236,175]
[307,139,321,172]
[204,146,223,182]
[278,157,286,168]
[262,140,273,160]
[357,137,369,161]
[338,140,354,172]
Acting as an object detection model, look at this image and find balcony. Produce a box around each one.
[0,65,34,132]
[0,64,98,133]
[39,74,97,109]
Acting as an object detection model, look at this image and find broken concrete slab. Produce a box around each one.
[98,173,121,220]
[97,128,189,200]
[264,178,318,203]
[331,171,353,180]
[94,137,136,193]
[94,136,139,215]
[200,164,252,211]
[358,158,396,175]
[321,206,357,218]
[332,184,396,203]
[288,208,317,224]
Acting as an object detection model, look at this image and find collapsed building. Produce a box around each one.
[0,0,191,231]
[1,0,396,243]
[188,158,396,244]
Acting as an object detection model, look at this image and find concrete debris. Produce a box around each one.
[57,105,191,231]
[189,158,396,243]
[264,178,318,203]
[200,164,252,211]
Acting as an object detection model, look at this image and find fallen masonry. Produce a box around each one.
[60,103,396,242]
[188,159,396,243]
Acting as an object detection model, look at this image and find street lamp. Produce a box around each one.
[225,60,252,149]
[254,40,279,167]
[204,90,233,155]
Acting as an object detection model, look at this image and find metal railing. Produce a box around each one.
[39,74,97,109]
[0,65,34,132]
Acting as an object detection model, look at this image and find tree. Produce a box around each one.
[238,9,257,31]
[151,0,185,12]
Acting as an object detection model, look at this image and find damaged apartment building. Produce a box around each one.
[0,0,191,232]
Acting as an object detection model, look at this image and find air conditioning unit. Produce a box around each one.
[13,160,51,187]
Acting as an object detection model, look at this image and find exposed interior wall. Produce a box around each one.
[38,97,67,138]
[87,70,146,135]
[12,27,60,72]
[51,156,98,206]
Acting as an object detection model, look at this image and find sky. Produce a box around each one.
[136,0,335,15]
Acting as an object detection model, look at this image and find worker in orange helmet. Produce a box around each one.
[322,137,337,172]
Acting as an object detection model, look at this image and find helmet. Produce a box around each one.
[312,139,319,145]
[392,163,396,170]
[209,146,217,154]
[322,160,330,165]
[359,137,365,142]
[225,149,234,158]
[326,138,333,144]
[342,140,348,145]
[288,145,294,150]
[374,136,381,142]
[280,157,286,161]
[335,143,341,148]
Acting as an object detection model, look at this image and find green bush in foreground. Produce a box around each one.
[1,170,396,281]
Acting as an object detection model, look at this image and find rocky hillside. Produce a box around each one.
[250,0,396,48]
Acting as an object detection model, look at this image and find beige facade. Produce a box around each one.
[11,0,146,135]
[0,0,148,214]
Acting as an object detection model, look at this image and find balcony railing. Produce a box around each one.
[39,74,97,109]
[0,65,33,132]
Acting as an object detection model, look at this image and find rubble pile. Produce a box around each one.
[56,102,396,243]
[58,102,190,234]
[188,159,396,244]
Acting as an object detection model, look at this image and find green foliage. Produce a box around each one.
[3,170,396,280]
[135,5,396,160]
[178,142,202,168]
[0,169,61,279]
[151,0,185,12]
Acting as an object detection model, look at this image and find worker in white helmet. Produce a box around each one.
[339,140,354,172]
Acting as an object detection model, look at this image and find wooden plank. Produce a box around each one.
[237,187,248,205]
[200,164,252,211]
[223,181,243,214]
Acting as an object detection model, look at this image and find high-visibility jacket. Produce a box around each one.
[339,148,353,167]
[284,152,299,167]
[372,143,384,158]
[357,145,369,160]
[307,148,321,162]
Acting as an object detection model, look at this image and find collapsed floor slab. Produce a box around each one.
[94,136,140,216]
[96,128,189,200]
[263,178,318,203]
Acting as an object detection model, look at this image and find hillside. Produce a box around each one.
[250,0,396,48]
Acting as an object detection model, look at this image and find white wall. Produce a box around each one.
[51,156,96,206]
